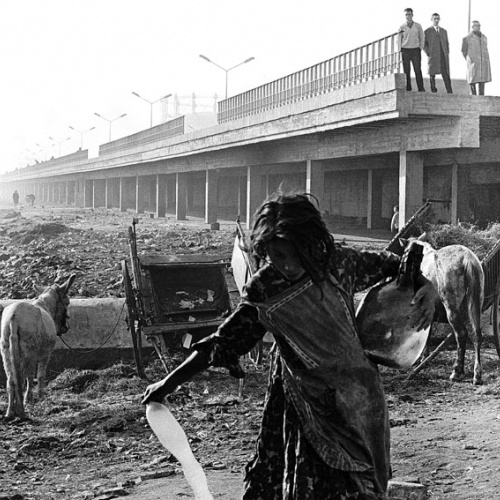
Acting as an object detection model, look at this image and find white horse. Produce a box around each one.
[0,275,76,420]
[413,237,484,385]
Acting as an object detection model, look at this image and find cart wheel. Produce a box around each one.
[492,275,500,359]
[248,341,263,366]
[122,260,147,379]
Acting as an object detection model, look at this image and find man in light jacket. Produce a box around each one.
[462,21,491,95]
[398,7,425,92]
[424,13,452,93]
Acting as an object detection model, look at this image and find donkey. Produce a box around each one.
[0,274,76,420]
[411,236,484,385]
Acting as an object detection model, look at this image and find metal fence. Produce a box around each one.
[218,32,401,123]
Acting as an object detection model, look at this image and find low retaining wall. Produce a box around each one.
[0,298,153,385]
[0,298,132,349]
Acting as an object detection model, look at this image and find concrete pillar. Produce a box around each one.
[84,180,93,208]
[451,162,458,224]
[399,151,424,227]
[246,165,267,230]
[205,169,219,224]
[136,176,146,214]
[76,179,85,207]
[306,160,324,210]
[176,172,188,220]
[156,174,167,218]
[119,178,126,212]
[68,181,75,205]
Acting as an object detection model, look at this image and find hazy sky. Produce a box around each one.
[0,0,497,175]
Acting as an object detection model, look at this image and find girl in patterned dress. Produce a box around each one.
[142,193,437,500]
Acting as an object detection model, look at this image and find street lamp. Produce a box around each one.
[35,142,47,162]
[48,136,71,157]
[94,112,127,142]
[199,54,255,99]
[132,91,172,128]
[68,125,96,150]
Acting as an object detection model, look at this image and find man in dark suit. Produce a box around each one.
[424,13,452,93]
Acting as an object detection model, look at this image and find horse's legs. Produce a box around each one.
[24,363,36,406]
[469,314,483,385]
[448,311,483,385]
[447,313,468,382]
[36,360,50,400]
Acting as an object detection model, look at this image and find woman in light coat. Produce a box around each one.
[462,20,491,95]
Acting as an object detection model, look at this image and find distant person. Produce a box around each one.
[26,194,35,207]
[398,7,425,92]
[424,13,452,93]
[12,190,19,208]
[462,21,491,95]
[391,205,399,234]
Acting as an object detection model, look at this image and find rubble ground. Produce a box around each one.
[1,204,500,500]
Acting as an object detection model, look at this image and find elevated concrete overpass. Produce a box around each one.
[3,34,500,230]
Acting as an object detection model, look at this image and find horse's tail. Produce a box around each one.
[463,252,485,332]
[5,315,25,410]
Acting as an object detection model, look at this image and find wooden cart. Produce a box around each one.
[122,219,232,378]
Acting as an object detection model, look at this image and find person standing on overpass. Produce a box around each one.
[424,13,453,93]
[398,7,426,92]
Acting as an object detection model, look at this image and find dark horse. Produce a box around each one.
[413,237,484,385]
[0,275,76,419]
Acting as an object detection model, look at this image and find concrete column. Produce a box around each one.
[136,176,145,214]
[451,162,458,224]
[205,169,219,224]
[176,172,188,220]
[156,174,167,218]
[76,179,85,207]
[399,151,424,227]
[119,178,126,212]
[68,181,75,205]
[246,165,267,230]
[306,160,324,210]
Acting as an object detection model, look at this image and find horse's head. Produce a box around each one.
[34,274,76,335]
[398,234,434,256]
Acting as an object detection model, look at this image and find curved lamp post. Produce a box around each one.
[68,125,96,150]
[132,92,172,128]
[199,55,255,99]
[48,135,71,157]
[94,112,127,142]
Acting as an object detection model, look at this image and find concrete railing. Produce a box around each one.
[218,32,401,123]
[98,116,185,157]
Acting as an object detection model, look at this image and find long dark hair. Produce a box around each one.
[249,192,336,285]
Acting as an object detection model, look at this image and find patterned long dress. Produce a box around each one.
[193,245,400,500]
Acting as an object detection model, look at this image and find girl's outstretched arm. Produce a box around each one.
[141,351,209,404]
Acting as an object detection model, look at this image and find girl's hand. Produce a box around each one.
[410,278,438,330]
[141,377,176,405]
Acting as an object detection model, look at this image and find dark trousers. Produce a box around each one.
[430,48,453,93]
[401,48,425,91]
[470,82,485,95]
